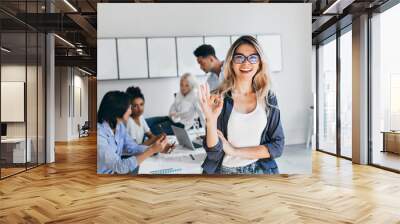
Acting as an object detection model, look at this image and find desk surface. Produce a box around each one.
[139,129,206,174]
[139,147,206,174]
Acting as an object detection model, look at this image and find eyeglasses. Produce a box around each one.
[232,54,260,64]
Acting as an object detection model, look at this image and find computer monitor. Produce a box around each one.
[1,123,7,137]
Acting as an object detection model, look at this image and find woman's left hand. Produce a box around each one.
[217,130,236,156]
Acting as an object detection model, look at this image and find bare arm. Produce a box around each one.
[135,147,157,164]
[205,120,219,148]
[230,145,270,159]
[135,135,168,164]
[216,130,270,159]
[199,84,223,148]
[142,132,158,146]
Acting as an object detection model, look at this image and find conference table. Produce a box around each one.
[139,128,207,174]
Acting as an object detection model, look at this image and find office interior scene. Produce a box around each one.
[0,7,46,178]
[316,1,400,171]
[97,3,312,175]
[0,0,97,180]
[1,0,400,223]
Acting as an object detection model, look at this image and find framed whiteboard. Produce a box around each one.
[176,37,204,76]
[117,38,148,79]
[1,82,25,122]
[230,35,241,44]
[148,38,178,78]
[204,36,231,62]
[257,34,282,72]
[97,39,118,80]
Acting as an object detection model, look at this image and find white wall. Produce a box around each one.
[99,76,206,117]
[55,67,89,141]
[55,67,69,141]
[1,64,46,163]
[72,73,89,138]
[1,65,39,137]
[97,3,312,145]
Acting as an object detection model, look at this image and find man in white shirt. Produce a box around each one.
[193,44,224,92]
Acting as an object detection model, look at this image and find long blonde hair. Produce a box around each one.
[217,35,271,106]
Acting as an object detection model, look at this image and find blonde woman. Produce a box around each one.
[169,73,205,129]
[199,35,284,174]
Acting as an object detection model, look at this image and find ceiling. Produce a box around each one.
[0,0,392,75]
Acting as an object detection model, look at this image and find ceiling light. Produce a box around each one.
[63,0,78,12]
[1,47,11,53]
[54,34,75,48]
[78,67,92,76]
[323,0,345,14]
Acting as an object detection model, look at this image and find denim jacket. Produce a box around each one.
[201,91,285,174]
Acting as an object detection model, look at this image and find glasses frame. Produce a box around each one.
[232,53,260,64]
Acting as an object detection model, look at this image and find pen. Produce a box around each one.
[166,141,176,154]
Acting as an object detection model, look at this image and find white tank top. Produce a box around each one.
[222,102,268,167]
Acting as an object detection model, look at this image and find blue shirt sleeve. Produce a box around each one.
[262,94,285,159]
[98,133,138,174]
[123,128,148,155]
[202,136,225,161]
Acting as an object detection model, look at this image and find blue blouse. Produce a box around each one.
[97,121,148,174]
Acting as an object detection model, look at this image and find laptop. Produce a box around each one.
[171,126,203,150]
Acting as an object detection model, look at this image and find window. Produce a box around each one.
[340,29,352,158]
[371,2,400,171]
[318,37,337,154]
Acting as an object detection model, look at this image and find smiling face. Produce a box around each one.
[131,97,145,117]
[232,43,260,81]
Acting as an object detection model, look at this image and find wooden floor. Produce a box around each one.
[1,135,400,223]
[1,164,44,178]
[1,167,26,178]
[373,151,400,171]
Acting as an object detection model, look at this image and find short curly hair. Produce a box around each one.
[126,86,144,102]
